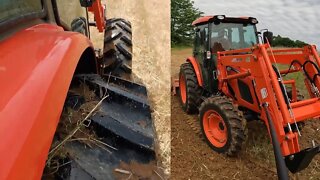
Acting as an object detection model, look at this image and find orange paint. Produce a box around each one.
[217,44,320,156]
[179,73,187,103]
[0,24,94,180]
[88,0,105,32]
[186,57,203,86]
[202,110,227,148]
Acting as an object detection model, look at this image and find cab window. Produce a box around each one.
[210,22,257,52]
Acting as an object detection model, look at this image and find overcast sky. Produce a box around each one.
[193,0,320,47]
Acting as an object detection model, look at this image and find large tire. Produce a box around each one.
[102,18,132,77]
[199,96,247,156]
[179,62,202,114]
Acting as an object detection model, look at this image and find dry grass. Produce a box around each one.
[90,0,171,175]
[44,83,116,177]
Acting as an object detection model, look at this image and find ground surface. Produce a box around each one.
[90,0,171,175]
[171,48,320,179]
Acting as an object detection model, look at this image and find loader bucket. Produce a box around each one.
[285,145,320,173]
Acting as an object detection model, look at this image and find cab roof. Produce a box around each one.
[192,15,256,26]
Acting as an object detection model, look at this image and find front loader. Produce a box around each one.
[176,15,320,179]
[0,0,156,179]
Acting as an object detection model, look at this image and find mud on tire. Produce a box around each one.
[179,62,202,114]
[102,18,132,77]
[199,96,247,156]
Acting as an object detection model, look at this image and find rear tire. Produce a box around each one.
[179,62,202,114]
[199,96,247,156]
[102,18,132,77]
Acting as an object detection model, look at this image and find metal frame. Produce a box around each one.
[217,44,320,156]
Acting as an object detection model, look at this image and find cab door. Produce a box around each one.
[194,24,211,91]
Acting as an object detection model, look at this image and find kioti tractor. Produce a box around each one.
[0,0,155,179]
[176,15,320,179]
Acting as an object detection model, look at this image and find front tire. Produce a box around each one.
[199,96,247,156]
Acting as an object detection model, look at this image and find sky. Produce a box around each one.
[193,0,320,47]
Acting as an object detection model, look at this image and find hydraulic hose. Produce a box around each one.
[263,103,289,180]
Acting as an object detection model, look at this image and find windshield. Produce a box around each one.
[210,23,258,52]
[0,0,43,23]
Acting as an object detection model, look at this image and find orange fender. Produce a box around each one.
[0,24,95,180]
[186,56,203,87]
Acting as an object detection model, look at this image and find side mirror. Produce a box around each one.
[263,31,273,45]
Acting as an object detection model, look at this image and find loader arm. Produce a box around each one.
[0,23,95,180]
[217,44,320,173]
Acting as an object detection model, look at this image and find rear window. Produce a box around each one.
[0,0,43,23]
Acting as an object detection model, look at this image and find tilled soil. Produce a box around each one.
[171,48,320,180]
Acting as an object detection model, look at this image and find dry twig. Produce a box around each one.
[46,95,108,164]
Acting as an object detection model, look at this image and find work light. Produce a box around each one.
[251,18,258,24]
[216,15,225,20]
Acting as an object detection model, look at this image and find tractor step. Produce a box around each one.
[75,74,154,150]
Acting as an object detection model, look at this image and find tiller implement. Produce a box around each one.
[175,15,320,179]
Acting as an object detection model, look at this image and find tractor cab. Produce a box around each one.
[192,15,265,93]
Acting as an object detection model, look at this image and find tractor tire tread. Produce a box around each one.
[199,96,248,156]
[179,62,202,114]
[102,18,132,77]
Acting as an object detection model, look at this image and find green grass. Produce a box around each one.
[276,64,309,97]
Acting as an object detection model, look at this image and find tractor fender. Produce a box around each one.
[186,56,203,87]
[0,24,95,180]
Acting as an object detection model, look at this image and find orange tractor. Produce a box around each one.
[177,15,320,179]
[0,0,155,179]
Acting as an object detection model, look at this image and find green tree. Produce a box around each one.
[171,0,203,46]
[272,35,308,48]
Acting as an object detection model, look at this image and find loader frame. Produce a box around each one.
[217,44,320,156]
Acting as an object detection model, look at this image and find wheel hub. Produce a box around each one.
[203,110,227,147]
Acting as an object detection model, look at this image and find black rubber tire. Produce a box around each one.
[179,62,202,114]
[199,96,247,156]
[102,18,132,77]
